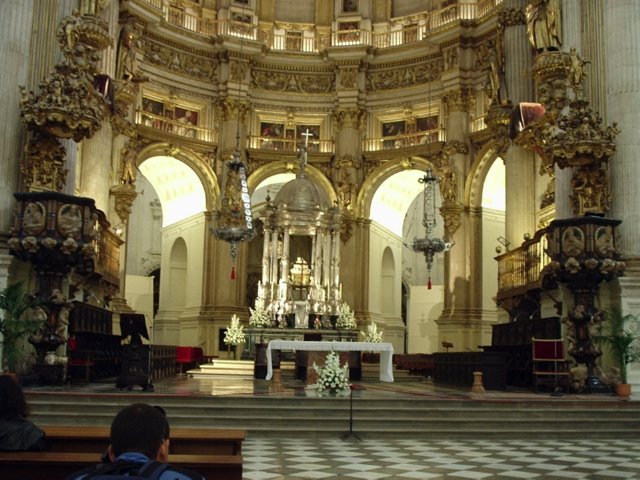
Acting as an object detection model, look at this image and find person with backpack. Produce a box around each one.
[66,403,204,480]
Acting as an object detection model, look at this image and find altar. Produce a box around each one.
[265,341,395,382]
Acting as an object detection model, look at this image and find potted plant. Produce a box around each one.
[593,306,640,396]
[0,282,42,374]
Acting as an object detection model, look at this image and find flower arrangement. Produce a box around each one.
[335,302,357,330]
[362,321,383,342]
[313,350,350,393]
[223,314,246,347]
[249,297,272,328]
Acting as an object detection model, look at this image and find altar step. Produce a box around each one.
[189,360,418,382]
[26,387,640,440]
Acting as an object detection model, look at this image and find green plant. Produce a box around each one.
[593,307,640,384]
[0,282,42,372]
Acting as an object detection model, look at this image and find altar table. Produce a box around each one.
[265,341,395,382]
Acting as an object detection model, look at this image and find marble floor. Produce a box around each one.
[242,437,640,479]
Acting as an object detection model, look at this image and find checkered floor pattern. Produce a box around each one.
[243,438,640,479]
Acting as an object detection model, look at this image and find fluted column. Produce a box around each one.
[607,0,640,263]
[501,0,537,244]
[0,1,35,237]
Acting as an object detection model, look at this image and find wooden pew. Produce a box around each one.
[0,451,242,480]
[42,426,245,455]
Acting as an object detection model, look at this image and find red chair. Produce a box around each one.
[176,346,204,374]
[531,337,570,393]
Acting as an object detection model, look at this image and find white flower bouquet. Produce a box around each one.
[335,302,357,330]
[313,350,350,393]
[224,314,246,346]
[362,321,383,342]
[249,297,273,328]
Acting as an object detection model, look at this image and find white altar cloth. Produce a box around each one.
[265,340,395,382]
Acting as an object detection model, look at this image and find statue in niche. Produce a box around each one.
[80,0,111,16]
[566,48,590,95]
[335,155,360,212]
[116,18,139,81]
[478,39,507,105]
[526,0,562,52]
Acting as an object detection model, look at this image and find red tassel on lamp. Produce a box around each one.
[231,266,236,280]
[427,277,432,290]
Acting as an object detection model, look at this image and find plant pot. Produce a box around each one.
[615,383,631,397]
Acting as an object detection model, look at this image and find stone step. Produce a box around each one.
[25,387,640,439]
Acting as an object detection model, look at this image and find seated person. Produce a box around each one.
[0,374,45,451]
[68,403,204,480]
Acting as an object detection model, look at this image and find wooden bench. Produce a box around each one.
[42,426,245,455]
[0,451,242,480]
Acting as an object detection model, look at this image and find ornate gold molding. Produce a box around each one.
[442,88,475,113]
[141,37,218,81]
[366,57,442,91]
[215,98,250,123]
[498,7,526,28]
[252,69,334,94]
[333,108,365,130]
[20,132,68,192]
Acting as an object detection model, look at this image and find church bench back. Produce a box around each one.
[42,425,245,455]
[0,452,242,480]
[0,451,242,480]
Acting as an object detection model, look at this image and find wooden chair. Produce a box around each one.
[531,337,571,393]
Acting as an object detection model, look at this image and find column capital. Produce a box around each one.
[442,88,475,113]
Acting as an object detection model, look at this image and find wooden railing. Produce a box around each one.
[496,227,551,294]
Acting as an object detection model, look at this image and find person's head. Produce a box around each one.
[108,403,170,461]
[0,374,29,420]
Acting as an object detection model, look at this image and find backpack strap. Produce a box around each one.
[80,460,144,479]
[137,460,170,480]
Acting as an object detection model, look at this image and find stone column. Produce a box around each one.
[607,0,640,271]
[606,0,640,387]
[0,1,35,237]
[501,1,537,245]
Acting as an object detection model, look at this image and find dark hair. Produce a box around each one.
[0,374,29,420]
[110,403,169,459]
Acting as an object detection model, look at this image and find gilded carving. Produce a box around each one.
[498,7,526,27]
[339,67,358,89]
[110,183,138,223]
[333,154,361,213]
[333,108,365,130]
[215,98,250,123]
[570,166,611,216]
[366,59,442,91]
[442,88,475,113]
[20,132,68,192]
[252,69,334,94]
[142,39,217,81]
[230,59,248,82]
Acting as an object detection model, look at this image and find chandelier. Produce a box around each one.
[212,148,254,278]
[410,168,452,289]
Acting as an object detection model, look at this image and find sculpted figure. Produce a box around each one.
[526,0,562,52]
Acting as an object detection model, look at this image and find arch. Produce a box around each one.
[136,142,220,211]
[357,156,435,220]
[465,142,503,211]
[248,160,337,205]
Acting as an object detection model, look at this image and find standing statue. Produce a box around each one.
[116,19,138,81]
[479,39,507,105]
[526,0,562,52]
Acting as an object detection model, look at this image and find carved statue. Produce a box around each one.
[567,48,590,95]
[526,0,562,52]
[116,19,138,81]
[479,39,506,105]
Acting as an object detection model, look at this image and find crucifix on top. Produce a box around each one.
[298,128,313,176]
